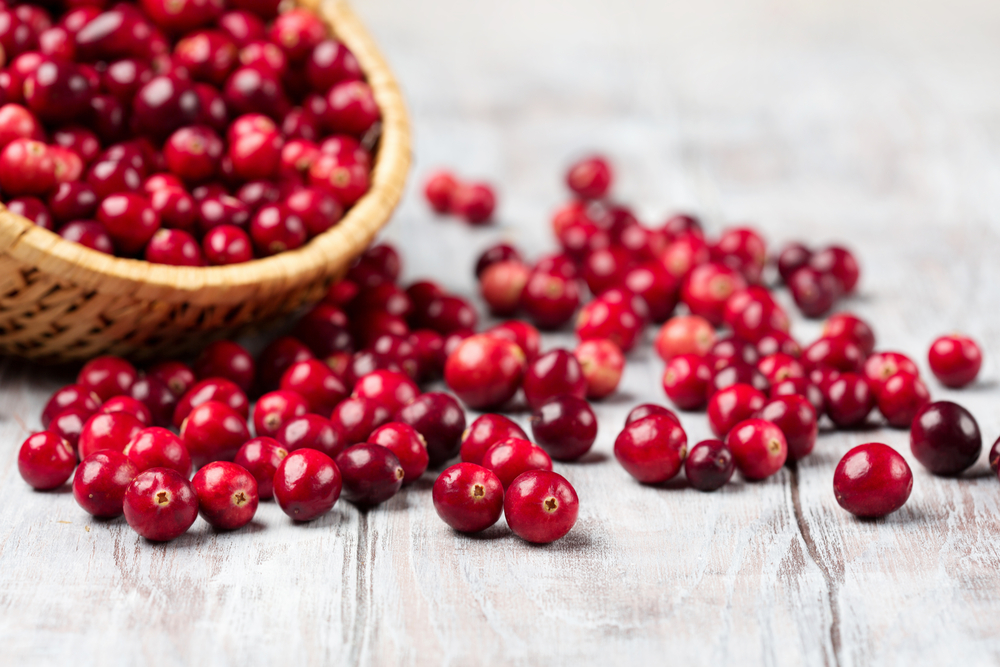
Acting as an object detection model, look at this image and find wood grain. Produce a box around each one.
[4,0,1000,664]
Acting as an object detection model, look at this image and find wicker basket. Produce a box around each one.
[0,0,410,363]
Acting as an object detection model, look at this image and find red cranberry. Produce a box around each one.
[809,245,860,294]
[49,407,92,453]
[198,224,250,265]
[520,270,581,329]
[662,353,711,411]
[96,193,160,255]
[504,470,579,544]
[654,315,715,362]
[680,262,747,326]
[274,448,341,521]
[423,170,458,214]
[280,359,347,415]
[229,126,283,180]
[18,431,75,490]
[757,353,805,385]
[132,75,202,139]
[776,242,812,282]
[218,10,265,46]
[479,260,529,316]
[47,182,97,224]
[444,334,526,410]
[712,226,767,284]
[788,266,839,318]
[234,437,287,499]
[834,443,912,517]
[710,362,770,396]
[323,79,379,136]
[574,338,624,399]
[253,389,308,438]
[757,330,803,359]
[566,155,612,199]
[877,372,930,429]
[474,243,522,278]
[684,439,734,491]
[581,246,632,295]
[180,400,250,468]
[76,356,136,402]
[123,426,191,477]
[77,412,144,460]
[707,383,767,438]
[0,138,54,196]
[368,422,429,483]
[23,59,95,124]
[163,125,223,183]
[267,8,324,60]
[823,373,874,428]
[41,384,100,429]
[486,320,541,362]
[129,376,177,428]
[308,152,369,207]
[408,329,446,380]
[286,186,342,236]
[725,294,789,344]
[755,395,817,460]
[520,349,585,410]
[769,378,825,416]
[194,340,255,393]
[559,219,609,261]
[277,414,344,459]
[726,418,787,480]
[350,369,417,414]
[802,336,865,373]
[810,366,843,392]
[7,196,53,229]
[432,463,504,532]
[249,203,306,255]
[622,261,679,323]
[625,404,680,427]
[174,377,249,427]
[823,313,875,356]
[530,395,598,461]
[457,414,527,465]
[0,104,39,150]
[575,289,646,353]
[909,401,981,475]
[123,468,198,542]
[255,336,313,392]
[415,295,477,335]
[614,414,688,483]
[144,228,203,265]
[481,437,552,489]
[928,334,982,388]
[393,392,465,467]
[335,444,404,505]
[863,351,920,397]
[150,185,197,232]
[73,451,138,518]
[147,361,196,399]
[192,461,258,530]
[329,395,389,443]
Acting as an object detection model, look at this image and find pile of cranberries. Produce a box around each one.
[0,0,379,264]
[423,169,496,225]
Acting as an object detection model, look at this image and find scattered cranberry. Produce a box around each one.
[530,395,598,462]
[823,373,875,428]
[194,340,256,393]
[625,403,680,427]
[614,414,688,484]
[575,289,646,353]
[823,313,876,356]
[481,438,553,489]
[334,444,404,505]
[77,412,145,459]
[392,392,465,467]
[486,320,541,362]
[352,369,420,415]
[504,470,579,544]
[280,359,347,415]
[276,414,345,459]
[444,333,526,410]
[424,170,458,214]
[927,334,982,388]
[18,431,76,490]
[574,338,625,399]
[123,468,199,542]
[77,355,137,402]
[273,448,341,521]
[654,315,715,362]
[173,377,250,427]
[480,260,529,316]
[709,362,770,396]
[834,443,912,518]
[233,437,286,500]
[452,182,495,224]
[909,401,981,475]
[684,439,734,491]
[776,242,812,282]
[707,383,767,438]
[41,384,100,429]
[124,427,192,477]
[680,262,747,326]
[788,267,839,318]
[755,395,818,460]
[192,461,259,530]
[49,407,91,453]
[877,372,930,429]
[565,155,612,199]
[459,413,528,465]
[863,351,920,397]
[73,451,138,518]
[520,269,581,330]
[802,336,865,374]
[726,419,787,480]
[661,353,711,411]
[522,349,587,410]
[757,353,805,385]
[432,463,504,533]
[253,389,308,438]
[180,400,250,469]
[368,422,429,483]
[130,376,178,428]
[809,245,860,294]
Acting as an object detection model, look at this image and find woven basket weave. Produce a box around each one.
[0,0,410,363]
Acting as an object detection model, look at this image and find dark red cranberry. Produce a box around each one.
[392,392,465,467]
[756,331,802,359]
[174,377,249,427]
[306,39,360,89]
[824,373,875,428]
[575,288,647,353]
[145,361,195,400]
[307,152,368,207]
[684,439,734,491]
[175,30,237,86]
[73,451,138,518]
[96,193,160,255]
[414,295,476,335]
[625,404,680,427]
[928,334,982,388]
[335,444,404,505]
[809,245,860,294]
[323,79,379,136]
[707,383,767,438]
[654,315,715,362]
[18,431,76,490]
[249,203,306,255]
[194,340,255,393]
[180,400,250,468]
[581,246,633,295]
[614,414,688,483]
[49,407,91,453]
[662,353,711,411]
[909,401,981,475]
[755,395,818,461]
[711,226,767,284]
[725,418,787,480]
[777,242,812,282]
[255,336,313,392]
[132,75,202,139]
[433,463,504,532]
[351,369,418,415]
[163,125,223,183]
[234,437,287,499]
[280,360,347,415]
[520,270,581,330]
[481,438,552,489]
[522,349,587,410]
[863,351,920,398]
[708,336,759,371]
[77,412,144,460]
[77,356,136,402]
[822,313,875,356]
[123,468,198,542]
[190,461,258,530]
[788,266,839,318]
[7,196,52,229]
[834,443,912,517]
[218,9,266,46]
[574,338,625,399]
[286,186,342,236]
[150,185,197,232]
[444,334,526,410]
[124,426,191,477]
[802,336,865,373]
[47,182,97,224]
[128,376,177,428]
[566,155,612,199]
[223,65,286,119]
[877,372,930,429]
[530,395,597,461]
[201,224,252,264]
[367,422,429,483]
[24,59,95,124]
[504,470,579,543]
[101,58,153,105]
[622,261,679,323]
[144,228,203,265]
[558,220,609,261]
[330,396,388,444]
[273,448,341,521]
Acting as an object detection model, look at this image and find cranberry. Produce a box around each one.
[132,75,202,139]
[77,411,144,460]
[991,437,1000,474]
[286,186,342,236]
[350,369,416,413]
[96,193,160,255]
[863,351,920,397]
[174,377,249,427]
[581,246,633,295]
[7,196,52,229]
[810,366,843,392]
[710,362,770,396]
[479,437,551,490]
[928,334,982,388]
[49,407,91,453]
[308,152,369,207]
[834,443,912,517]
[0,138,54,196]
[335,444,404,505]
[822,373,874,428]
[723,292,789,344]
[755,395,817,460]
[18,431,76,490]
[150,186,197,232]
[147,361,196,399]
[143,228,202,265]
[712,226,767,284]
[757,330,803,359]
[41,384,99,429]
[279,360,347,415]
[433,463,504,532]
[809,245,860,294]
[681,262,746,326]
[726,418,787,480]
[417,295,478,335]
[329,395,389,443]
[100,58,153,105]
[520,270,581,329]
[73,451,138,518]
[662,353,712,411]
[707,383,767,438]
[575,289,646,353]
[459,414,528,465]
[520,349,585,410]
[559,220,609,261]
[191,461,258,530]
[129,376,178,427]
[479,261,529,316]
[574,338,624,399]
[530,395,598,462]
[788,266,839,318]
[175,30,237,86]
[75,356,135,402]
[229,126,283,180]
[267,8,324,61]
[253,389,308,438]
[304,38,359,87]
[290,305,352,361]
[408,330,446,380]
[247,203,305,255]
[802,336,865,374]
[0,104,39,150]
[444,334,526,410]
[218,10,265,46]
[122,468,198,542]
[234,437,287,499]
[423,170,458,214]
[367,422,429,483]
[909,401,981,475]
[322,79,378,135]
[122,427,189,477]
[486,320,541,362]
[180,400,250,468]
[274,448,341,521]
[757,353,805,385]
[654,315,715,362]
[473,243,521,279]
[46,182,96,224]
[566,155,612,199]
[614,414,688,483]
[393,392,465,467]
[625,404,680,427]
[194,340,255,393]
[877,372,930,429]
[162,125,222,183]
[276,414,345,459]
[776,242,812,282]
[684,439,734,491]
[504,470,579,544]
[622,261,679,322]
[23,59,95,125]
[255,336,313,392]
[822,313,875,356]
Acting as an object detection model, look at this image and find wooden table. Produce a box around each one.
[3,0,1000,664]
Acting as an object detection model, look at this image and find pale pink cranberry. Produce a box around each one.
[574,339,625,399]
[654,315,716,362]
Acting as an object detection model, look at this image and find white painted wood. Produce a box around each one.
[3,0,1000,664]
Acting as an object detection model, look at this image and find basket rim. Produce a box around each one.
[0,0,410,305]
